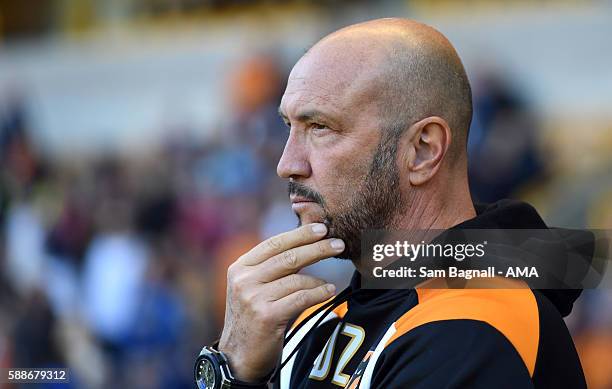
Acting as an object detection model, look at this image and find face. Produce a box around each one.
[277,43,407,261]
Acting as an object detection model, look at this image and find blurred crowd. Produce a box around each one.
[1,37,612,389]
[0,54,300,388]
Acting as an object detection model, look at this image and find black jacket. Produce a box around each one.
[273,200,588,389]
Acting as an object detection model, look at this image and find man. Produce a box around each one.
[195,18,587,388]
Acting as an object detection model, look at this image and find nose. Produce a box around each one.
[277,132,311,179]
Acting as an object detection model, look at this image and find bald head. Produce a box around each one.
[300,18,473,162]
[278,18,476,255]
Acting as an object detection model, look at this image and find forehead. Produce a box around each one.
[280,38,386,121]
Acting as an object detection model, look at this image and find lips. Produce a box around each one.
[290,195,317,204]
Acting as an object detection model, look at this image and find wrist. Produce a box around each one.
[195,345,271,389]
[217,344,269,383]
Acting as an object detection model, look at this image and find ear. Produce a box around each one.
[404,117,451,186]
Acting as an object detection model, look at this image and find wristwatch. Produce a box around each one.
[194,346,270,389]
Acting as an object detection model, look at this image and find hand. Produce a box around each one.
[217,223,345,382]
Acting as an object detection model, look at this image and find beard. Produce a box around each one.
[288,132,406,261]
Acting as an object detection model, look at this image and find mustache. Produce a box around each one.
[287,181,326,206]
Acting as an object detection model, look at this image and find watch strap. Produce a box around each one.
[196,346,270,389]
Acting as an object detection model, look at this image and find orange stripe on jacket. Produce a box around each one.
[385,287,540,377]
[291,299,348,330]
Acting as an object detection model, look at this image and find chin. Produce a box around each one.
[295,211,326,227]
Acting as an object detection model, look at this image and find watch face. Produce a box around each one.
[197,358,216,388]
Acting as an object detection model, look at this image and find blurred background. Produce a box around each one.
[1,0,611,388]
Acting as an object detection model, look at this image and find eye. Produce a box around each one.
[310,123,330,134]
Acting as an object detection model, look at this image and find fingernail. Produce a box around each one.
[312,223,327,235]
[325,284,336,294]
[330,239,345,251]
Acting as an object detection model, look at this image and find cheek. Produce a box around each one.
[310,153,371,210]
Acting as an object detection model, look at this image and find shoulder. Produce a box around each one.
[362,288,539,388]
[387,288,539,375]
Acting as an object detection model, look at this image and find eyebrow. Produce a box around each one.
[277,107,334,125]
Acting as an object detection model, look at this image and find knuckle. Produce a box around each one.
[260,311,274,326]
[300,225,313,237]
[317,241,328,255]
[250,303,262,317]
[266,237,283,252]
[241,290,257,306]
[229,280,242,295]
[228,272,247,294]
[317,284,329,298]
[252,304,272,325]
[285,274,301,290]
[280,250,298,270]
[295,290,310,308]
[311,277,325,288]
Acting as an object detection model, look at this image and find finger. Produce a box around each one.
[255,238,345,282]
[260,274,328,301]
[271,283,336,322]
[239,223,328,266]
